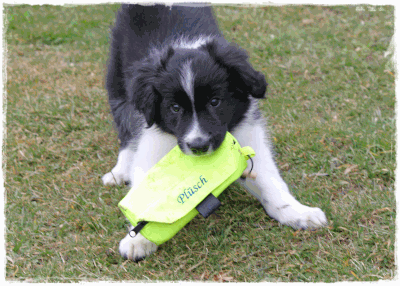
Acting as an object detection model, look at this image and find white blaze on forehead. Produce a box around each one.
[180,60,194,102]
[179,60,211,152]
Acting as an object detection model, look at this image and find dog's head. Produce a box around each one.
[126,38,267,156]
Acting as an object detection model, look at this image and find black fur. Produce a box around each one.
[106,4,267,152]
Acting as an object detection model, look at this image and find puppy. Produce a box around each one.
[102,4,327,261]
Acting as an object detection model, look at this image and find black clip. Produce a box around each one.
[196,193,221,218]
[129,221,148,238]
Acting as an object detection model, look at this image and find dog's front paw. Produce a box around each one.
[102,172,125,186]
[119,232,158,261]
[272,203,328,230]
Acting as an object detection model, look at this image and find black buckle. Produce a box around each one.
[196,193,221,218]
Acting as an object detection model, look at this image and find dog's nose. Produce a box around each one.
[187,139,210,155]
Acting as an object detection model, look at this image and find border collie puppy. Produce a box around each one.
[102,4,327,261]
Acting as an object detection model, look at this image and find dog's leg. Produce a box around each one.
[116,146,158,260]
[118,128,177,260]
[234,123,327,230]
[102,148,135,186]
[115,146,160,261]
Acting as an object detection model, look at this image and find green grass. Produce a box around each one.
[4,4,395,282]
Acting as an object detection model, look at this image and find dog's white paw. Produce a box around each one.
[119,232,158,261]
[272,203,327,230]
[102,172,124,186]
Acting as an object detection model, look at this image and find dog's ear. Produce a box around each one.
[126,63,161,128]
[127,47,175,127]
[203,40,267,99]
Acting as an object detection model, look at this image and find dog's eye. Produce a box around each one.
[170,103,181,113]
[209,98,221,107]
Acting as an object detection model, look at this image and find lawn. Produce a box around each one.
[3,4,395,282]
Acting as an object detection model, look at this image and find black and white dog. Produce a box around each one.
[102,4,327,261]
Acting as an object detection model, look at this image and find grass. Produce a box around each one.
[4,4,395,282]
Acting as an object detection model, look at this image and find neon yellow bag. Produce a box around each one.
[118,132,255,245]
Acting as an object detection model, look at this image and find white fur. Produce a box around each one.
[102,148,135,185]
[183,111,211,155]
[172,35,214,50]
[128,127,177,187]
[105,126,177,187]
[179,60,212,155]
[232,119,327,230]
[148,36,214,61]
[119,232,158,261]
[180,60,194,100]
